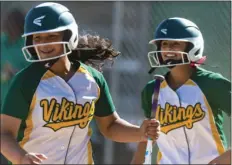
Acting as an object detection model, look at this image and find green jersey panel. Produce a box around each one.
[1,63,47,147]
[1,63,46,119]
[141,80,156,119]
[191,67,231,149]
[191,67,231,116]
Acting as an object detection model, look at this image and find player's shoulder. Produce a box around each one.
[191,66,230,92]
[79,62,105,83]
[15,63,45,78]
[146,79,156,87]
[193,66,230,83]
[11,63,47,87]
[142,78,160,93]
[80,61,100,74]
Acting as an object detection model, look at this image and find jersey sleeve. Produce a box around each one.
[213,74,231,117]
[94,73,116,117]
[141,80,155,118]
[1,73,29,120]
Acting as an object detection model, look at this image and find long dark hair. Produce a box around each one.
[68,34,120,72]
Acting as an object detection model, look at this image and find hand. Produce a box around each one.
[208,149,231,165]
[19,152,48,164]
[139,119,160,142]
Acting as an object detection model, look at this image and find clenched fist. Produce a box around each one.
[139,119,160,142]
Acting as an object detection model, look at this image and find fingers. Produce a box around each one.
[140,118,161,141]
[145,119,161,140]
[143,119,160,126]
[147,119,160,130]
[147,127,160,133]
[25,153,48,164]
[25,154,42,164]
[149,122,160,128]
[35,153,48,160]
[146,128,160,140]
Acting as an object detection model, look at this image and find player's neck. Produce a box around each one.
[50,56,72,78]
[167,64,195,90]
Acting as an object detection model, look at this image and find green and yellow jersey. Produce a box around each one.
[142,67,231,164]
[1,62,115,164]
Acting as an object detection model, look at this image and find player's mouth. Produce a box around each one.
[165,53,177,58]
[40,49,55,54]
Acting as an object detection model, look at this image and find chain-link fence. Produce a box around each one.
[1,1,231,164]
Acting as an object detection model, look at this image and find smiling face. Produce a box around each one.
[32,32,64,60]
[160,40,188,62]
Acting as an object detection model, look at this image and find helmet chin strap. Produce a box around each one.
[162,59,184,69]
[41,58,59,68]
[190,56,207,66]
[167,65,175,69]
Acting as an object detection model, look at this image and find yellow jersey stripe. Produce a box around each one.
[156,150,162,164]
[19,93,36,147]
[87,127,94,164]
[41,70,55,80]
[77,66,101,102]
[203,96,225,155]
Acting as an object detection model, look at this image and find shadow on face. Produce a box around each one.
[32,32,64,60]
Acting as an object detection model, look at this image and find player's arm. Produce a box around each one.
[130,141,148,164]
[0,74,46,164]
[0,114,27,164]
[208,149,231,164]
[1,115,47,164]
[94,73,159,142]
[215,74,231,117]
[95,112,158,142]
[131,81,157,164]
[93,72,143,142]
[208,74,231,164]
[1,74,27,164]
[95,112,141,142]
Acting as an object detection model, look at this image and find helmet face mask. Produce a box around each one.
[22,41,72,62]
[148,50,190,68]
[21,2,78,62]
[148,17,205,68]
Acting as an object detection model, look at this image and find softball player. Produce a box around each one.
[131,17,231,164]
[0,2,160,164]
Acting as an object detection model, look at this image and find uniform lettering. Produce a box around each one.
[156,103,205,134]
[40,97,95,131]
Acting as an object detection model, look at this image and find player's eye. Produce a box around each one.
[33,36,40,42]
[48,35,58,40]
[161,41,168,46]
[173,42,181,46]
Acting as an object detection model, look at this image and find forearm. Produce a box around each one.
[107,118,142,142]
[223,149,231,163]
[131,141,147,164]
[1,133,27,164]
